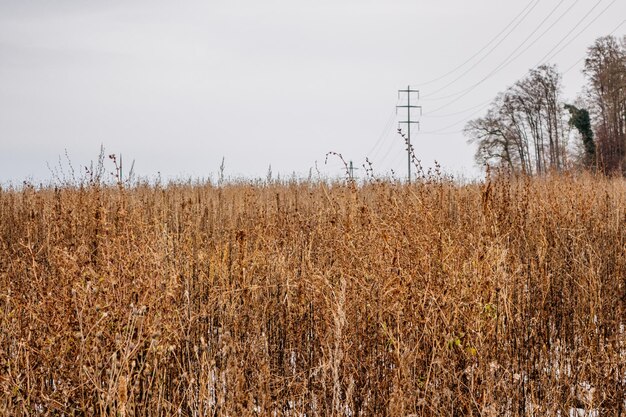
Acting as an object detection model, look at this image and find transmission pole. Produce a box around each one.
[397,86,422,183]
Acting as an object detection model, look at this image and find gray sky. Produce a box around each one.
[1,0,624,184]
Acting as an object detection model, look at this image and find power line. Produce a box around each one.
[423,0,582,103]
[421,0,544,99]
[563,19,626,74]
[417,0,537,87]
[388,147,405,170]
[475,0,584,85]
[363,92,406,171]
[371,120,400,163]
[424,130,464,136]
[536,0,620,66]
[427,0,614,114]
[378,132,402,168]
[421,102,492,134]
[367,103,405,168]
[422,98,493,118]
[365,104,399,159]
[419,14,625,158]
[422,12,623,136]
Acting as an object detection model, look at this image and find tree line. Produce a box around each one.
[465,35,626,175]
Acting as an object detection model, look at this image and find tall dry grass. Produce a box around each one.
[0,173,624,416]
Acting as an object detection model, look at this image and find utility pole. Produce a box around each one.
[348,160,359,180]
[397,86,422,183]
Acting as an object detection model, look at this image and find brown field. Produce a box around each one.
[1,173,625,416]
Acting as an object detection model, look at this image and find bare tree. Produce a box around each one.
[465,108,517,172]
[583,35,626,174]
[466,65,567,174]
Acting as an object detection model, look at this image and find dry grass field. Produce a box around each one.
[0,172,624,416]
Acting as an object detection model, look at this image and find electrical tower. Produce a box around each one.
[397,86,422,183]
[348,160,358,181]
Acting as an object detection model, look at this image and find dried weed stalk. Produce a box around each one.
[0,173,624,416]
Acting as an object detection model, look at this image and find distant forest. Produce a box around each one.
[465,35,626,175]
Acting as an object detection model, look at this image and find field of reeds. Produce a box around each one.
[0,172,624,416]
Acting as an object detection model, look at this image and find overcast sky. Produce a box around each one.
[1,0,624,184]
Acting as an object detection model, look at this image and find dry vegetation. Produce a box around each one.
[0,172,625,416]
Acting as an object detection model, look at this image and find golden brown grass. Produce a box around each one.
[0,173,624,416]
